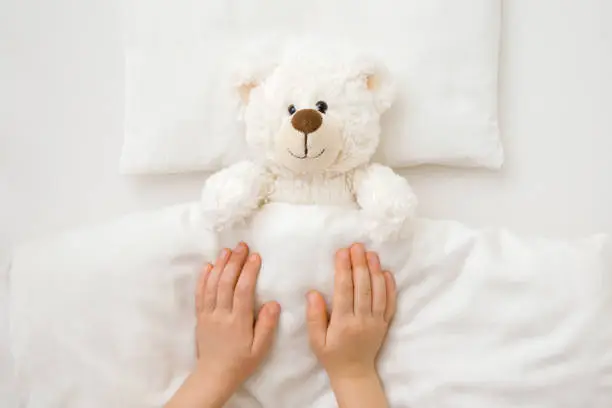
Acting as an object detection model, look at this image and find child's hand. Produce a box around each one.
[306,243,396,408]
[166,243,280,408]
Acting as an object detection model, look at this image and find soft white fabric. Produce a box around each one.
[8,203,612,407]
[120,0,504,174]
[235,44,396,175]
[0,256,17,407]
[195,47,419,244]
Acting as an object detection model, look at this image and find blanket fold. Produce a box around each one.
[7,203,612,407]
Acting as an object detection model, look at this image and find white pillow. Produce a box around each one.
[8,203,612,407]
[120,0,504,174]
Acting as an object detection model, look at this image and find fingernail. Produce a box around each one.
[204,263,213,273]
[367,252,379,264]
[267,303,280,316]
[249,253,259,263]
[351,243,365,254]
[234,242,245,252]
[219,248,230,259]
[338,248,349,260]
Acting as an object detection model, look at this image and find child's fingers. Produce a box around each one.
[203,248,231,311]
[251,301,281,358]
[217,242,249,310]
[332,248,354,315]
[351,244,372,316]
[383,271,397,323]
[306,291,328,351]
[367,252,386,318]
[195,263,213,313]
[233,253,262,314]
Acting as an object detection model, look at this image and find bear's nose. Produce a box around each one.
[291,109,323,134]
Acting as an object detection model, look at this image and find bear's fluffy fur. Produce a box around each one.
[200,45,417,242]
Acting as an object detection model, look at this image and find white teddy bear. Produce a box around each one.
[200,47,417,243]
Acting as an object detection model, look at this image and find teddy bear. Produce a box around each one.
[199,46,417,243]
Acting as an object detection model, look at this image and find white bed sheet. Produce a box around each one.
[1,0,612,404]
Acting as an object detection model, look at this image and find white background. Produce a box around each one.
[1,0,612,256]
[0,0,611,404]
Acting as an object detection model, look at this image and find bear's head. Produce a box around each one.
[235,49,395,176]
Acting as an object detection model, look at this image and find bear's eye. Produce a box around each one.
[316,101,328,114]
[288,104,297,115]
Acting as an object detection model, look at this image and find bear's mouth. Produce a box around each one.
[287,148,326,160]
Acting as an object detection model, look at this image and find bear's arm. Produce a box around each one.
[352,163,418,242]
[199,161,273,230]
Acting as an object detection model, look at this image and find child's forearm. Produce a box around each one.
[330,371,389,408]
[164,370,231,408]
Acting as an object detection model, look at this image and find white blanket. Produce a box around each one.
[120,0,503,174]
[8,203,612,407]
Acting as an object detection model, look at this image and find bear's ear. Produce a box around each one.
[232,59,277,105]
[354,59,396,114]
[237,81,259,104]
[233,74,265,106]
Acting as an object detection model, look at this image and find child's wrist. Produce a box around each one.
[189,368,236,408]
[328,366,380,390]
